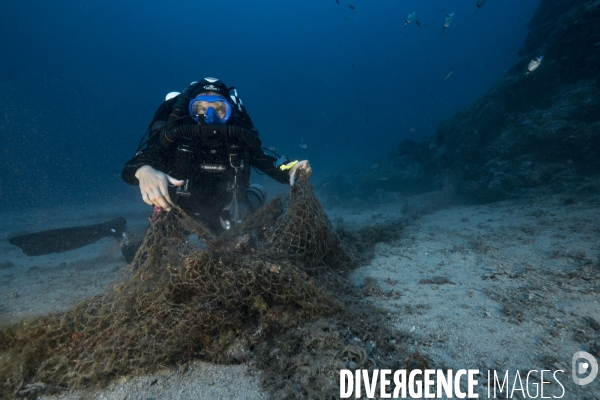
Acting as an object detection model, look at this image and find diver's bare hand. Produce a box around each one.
[135,165,184,211]
[289,160,312,186]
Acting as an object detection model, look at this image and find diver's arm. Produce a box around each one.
[250,148,292,184]
[250,147,312,186]
[121,123,179,187]
[121,146,167,185]
[121,109,174,185]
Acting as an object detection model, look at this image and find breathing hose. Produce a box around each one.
[159,123,262,149]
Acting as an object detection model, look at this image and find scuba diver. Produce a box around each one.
[121,77,312,244]
[8,77,310,260]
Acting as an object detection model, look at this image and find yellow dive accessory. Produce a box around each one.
[279,160,299,171]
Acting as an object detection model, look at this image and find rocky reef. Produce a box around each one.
[323,0,600,203]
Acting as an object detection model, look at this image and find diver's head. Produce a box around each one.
[189,77,232,123]
[195,77,230,99]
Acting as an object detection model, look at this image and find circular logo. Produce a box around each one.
[572,351,598,386]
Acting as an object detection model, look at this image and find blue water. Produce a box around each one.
[0,0,539,210]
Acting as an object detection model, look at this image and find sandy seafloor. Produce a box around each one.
[1,188,599,399]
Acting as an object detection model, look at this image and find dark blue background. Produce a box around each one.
[0,0,539,210]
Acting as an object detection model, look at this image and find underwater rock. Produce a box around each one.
[430,0,600,200]
[321,0,600,203]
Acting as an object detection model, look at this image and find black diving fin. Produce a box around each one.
[8,217,127,256]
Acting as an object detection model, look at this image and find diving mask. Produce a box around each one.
[189,94,232,124]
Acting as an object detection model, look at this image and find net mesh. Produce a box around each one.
[0,176,422,399]
[0,176,342,395]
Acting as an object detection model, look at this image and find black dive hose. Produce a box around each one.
[159,123,262,148]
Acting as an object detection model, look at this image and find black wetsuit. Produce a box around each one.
[122,99,289,232]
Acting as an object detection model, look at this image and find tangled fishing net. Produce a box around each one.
[0,176,419,399]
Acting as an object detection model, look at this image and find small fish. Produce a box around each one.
[299,143,308,150]
[476,0,487,9]
[429,93,436,101]
[335,0,339,4]
[415,20,421,28]
[349,4,355,10]
[444,70,453,80]
[527,55,544,72]
[443,13,454,29]
[405,11,416,26]
[410,127,418,133]
[366,113,369,123]
[352,64,355,71]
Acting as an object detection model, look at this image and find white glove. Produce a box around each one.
[289,160,312,186]
[135,165,184,211]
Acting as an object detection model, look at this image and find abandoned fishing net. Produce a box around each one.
[0,176,340,395]
[0,176,418,399]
